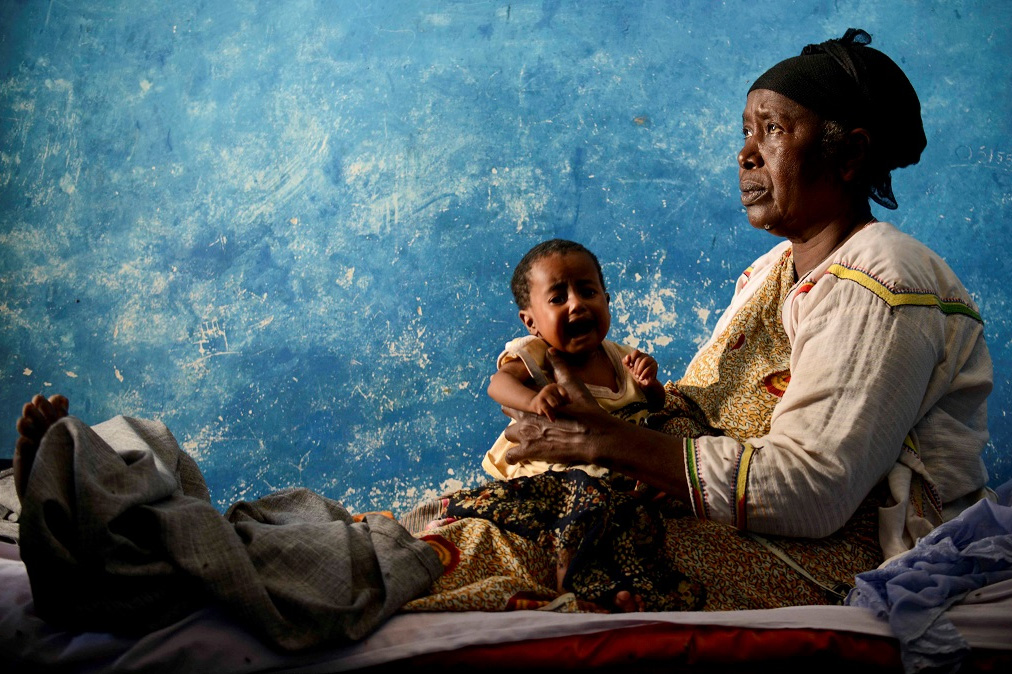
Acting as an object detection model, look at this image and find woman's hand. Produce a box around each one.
[503,351,622,467]
[503,349,691,500]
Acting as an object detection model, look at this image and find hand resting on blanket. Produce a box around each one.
[503,349,691,504]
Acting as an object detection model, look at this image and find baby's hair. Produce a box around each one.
[510,239,606,309]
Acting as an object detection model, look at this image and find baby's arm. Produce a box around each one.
[622,350,666,411]
[488,358,570,421]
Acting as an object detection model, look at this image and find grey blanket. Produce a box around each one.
[17,415,442,650]
[0,467,18,544]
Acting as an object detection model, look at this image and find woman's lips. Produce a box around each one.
[740,182,767,206]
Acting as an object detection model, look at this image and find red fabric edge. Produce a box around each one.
[402,622,1012,671]
[406,623,901,669]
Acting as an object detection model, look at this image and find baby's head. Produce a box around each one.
[510,239,611,355]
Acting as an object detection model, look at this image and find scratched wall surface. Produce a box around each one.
[1,0,1010,512]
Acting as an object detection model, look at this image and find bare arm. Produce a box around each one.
[503,349,690,501]
[488,358,570,421]
[487,359,539,410]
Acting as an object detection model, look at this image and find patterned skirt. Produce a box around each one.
[401,471,882,613]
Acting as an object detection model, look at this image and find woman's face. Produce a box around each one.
[738,89,843,237]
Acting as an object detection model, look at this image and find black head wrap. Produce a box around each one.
[748,29,926,209]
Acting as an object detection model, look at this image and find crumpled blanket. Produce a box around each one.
[17,415,443,650]
[0,467,19,544]
[847,496,1012,673]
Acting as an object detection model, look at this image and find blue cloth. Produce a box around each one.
[847,490,1012,673]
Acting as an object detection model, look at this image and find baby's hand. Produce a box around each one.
[531,383,570,421]
[623,350,659,387]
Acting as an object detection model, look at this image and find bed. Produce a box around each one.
[2,541,1011,672]
[2,419,1010,674]
[3,498,1011,673]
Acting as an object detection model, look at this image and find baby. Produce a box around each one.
[483,239,665,480]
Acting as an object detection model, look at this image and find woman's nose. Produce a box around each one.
[738,136,762,170]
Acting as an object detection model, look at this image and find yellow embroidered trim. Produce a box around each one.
[734,442,757,531]
[825,264,982,323]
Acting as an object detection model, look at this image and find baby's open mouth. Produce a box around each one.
[566,320,595,337]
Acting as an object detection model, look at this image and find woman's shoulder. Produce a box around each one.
[818,221,978,310]
[840,220,938,262]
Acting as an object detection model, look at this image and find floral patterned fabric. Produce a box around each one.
[652,248,795,442]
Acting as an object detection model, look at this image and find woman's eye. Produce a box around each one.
[742,127,752,138]
[766,122,780,133]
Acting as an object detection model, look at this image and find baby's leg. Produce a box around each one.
[14,394,69,501]
[556,547,573,593]
[556,548,645,612]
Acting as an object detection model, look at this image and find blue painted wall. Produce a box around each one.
[2,0,1009,512]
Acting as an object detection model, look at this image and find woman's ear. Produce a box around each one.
[840,128,871,183]
[519,309,539,336]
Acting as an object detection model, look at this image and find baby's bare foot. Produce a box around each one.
[613,590,645,613]
[14,394,69,501]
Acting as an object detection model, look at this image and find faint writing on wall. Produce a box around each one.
[955,145,1012,172]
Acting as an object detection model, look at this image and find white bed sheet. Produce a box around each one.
[3,541,1010,673]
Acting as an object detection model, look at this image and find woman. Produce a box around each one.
[511,28,993,546]
[400,29,993,612]
[13,30,994,632]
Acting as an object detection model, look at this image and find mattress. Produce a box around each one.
[3,540,1010,673]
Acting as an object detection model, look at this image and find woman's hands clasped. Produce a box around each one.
[502,349,628,469]
[503,349,691,501]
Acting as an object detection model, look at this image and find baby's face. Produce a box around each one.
[519,252,610,355]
